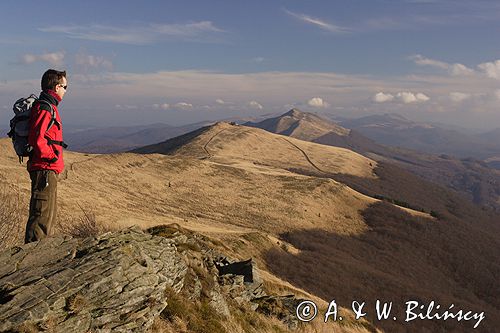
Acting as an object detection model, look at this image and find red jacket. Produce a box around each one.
[27,90,65,174]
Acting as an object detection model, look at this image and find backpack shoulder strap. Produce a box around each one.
[35,99,68,149]
[36,99,56,131]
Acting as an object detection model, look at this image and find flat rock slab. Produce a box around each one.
[0,226,187,333]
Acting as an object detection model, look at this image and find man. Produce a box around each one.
[25,69,68,243]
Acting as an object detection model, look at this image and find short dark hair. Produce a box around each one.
[41,69,66,91]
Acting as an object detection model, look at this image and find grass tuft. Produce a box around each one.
[57,203,113,238]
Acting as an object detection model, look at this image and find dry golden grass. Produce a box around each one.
[1,124,431,242]
[146,294,377,333]
[0,183,27,249]
[252,109,350,141]
[56,203,116,238]
[0,132,379,240]
[169,122,376,179]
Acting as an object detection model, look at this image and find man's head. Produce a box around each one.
[41,69,67,99]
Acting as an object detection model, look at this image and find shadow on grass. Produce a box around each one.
[264,201,500,332]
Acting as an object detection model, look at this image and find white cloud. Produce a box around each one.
[410,54,449,69]
[285,9,350,33]
[21,51,65,67]
[450,63,475,76]
[215,99,225,104]
[75,53,113,70]
[495,90,500,101]
[478,60,500,79]
[449,92,471,102]
[39,22,225,45]
[410,54,474,76]
[373,92,395,103]
[415,93,430,102]
[307,97,330,108]
[396,92,430,103]
[174,102,193,109]
[412,55,500,80]
[249,101,263,110]
[152,103,170,110]
[373,91,429,103]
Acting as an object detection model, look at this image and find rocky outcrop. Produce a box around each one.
[0,226,188,332]
[0,224,300,333]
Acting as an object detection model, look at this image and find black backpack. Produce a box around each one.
[7,95,56,163]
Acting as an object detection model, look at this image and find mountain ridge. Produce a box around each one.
[244,108,349,141]
[337,113,500,160]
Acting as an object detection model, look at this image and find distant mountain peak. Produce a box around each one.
[243,108,350,140]
[283,108,304,118]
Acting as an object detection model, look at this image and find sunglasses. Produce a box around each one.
[58,84,68,90]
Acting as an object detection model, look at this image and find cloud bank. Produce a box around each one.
[478,60,500,79]
[373,92,395,103]
[21,51,65,67]
[449,92,471,102]
[411,54,500,79]
[374,92,429,103]
[174,102,193,109]
[410,54,474,76]
[2,55,499,128]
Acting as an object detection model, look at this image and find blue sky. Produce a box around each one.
[1,0,499,129]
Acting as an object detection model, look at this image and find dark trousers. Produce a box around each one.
[25,170,58,244]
